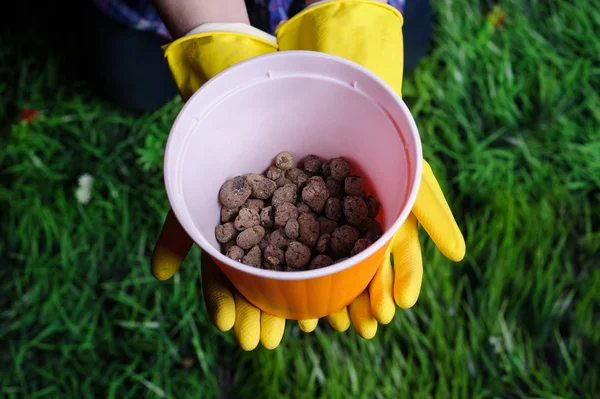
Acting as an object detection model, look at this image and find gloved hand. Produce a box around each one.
[275,0,466,338]
[153,25,319,350]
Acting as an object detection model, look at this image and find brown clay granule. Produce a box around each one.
[226,245,244,262]
[274,202,298,229]
[316,233,330,254]
[324,197,342,221]
[216,152,384,271]
[221,206,239,223]
[350,238,373,256]
[219,176,252,208]
[266,166,284,181]
[264,245,285,267]
[271,184,298,207]
[286,168,309,188]
[329,158,351,181]
[365,196,380,218]
[329,225,359,258]
[242,246,262,267]
[215,223,237,243]
[260,206,274,228]
[302,176,329,214]
[236,226,265,249]
[285,241,311,271]
[303,154,322,176]
[284,219,299,239]
[275,151,294,170]
[343,196,368,226]
[269,229,289,249]
[234,208,260,231]
[310,254,334,269]
[275,177,293,188]
[325,178,343,199]
[243,199,264,213]
[344,176,364,197]
[298,212,320,248]
[318,216,339,235]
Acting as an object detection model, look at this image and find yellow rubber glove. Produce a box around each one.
[276,0,466,339]
[153,26,318,350]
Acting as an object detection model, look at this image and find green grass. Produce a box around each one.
[1,0,599,397]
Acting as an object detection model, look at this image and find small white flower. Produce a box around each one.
[78,173,94,188]
[75,173,94,204]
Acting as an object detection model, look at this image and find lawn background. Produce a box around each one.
[1,0,599,397]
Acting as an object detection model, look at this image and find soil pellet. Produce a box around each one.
[219,176,251,208]
[275,177,293,188]
[286,168,309,188]
[216,223,237,243]
[303,154,322,176]
[310,254,334,269]
[271,184,298,207]
[361,218,383,242]
[266,166,284,181]
[318,216,339,235]
[260,206,274,228]
[236,226,265,250]
[343,196,368,227]
[285,242,311,271]
[242,246,262,267]
[329,158,351,181]
[298,212,320,248]
[264,245,285,266]
[269,229,289,249]
[234,208,260,231]
[285,219,299,239]
[324,197,342,221]
[221,206,239,223]
[275,151,294,170]
[226,246,244,262]
[258,232,270,251]
[216,152,384,271]
[274,203,298,229]
[296,202,311,214]
[316,234,330,254]
[365,196,380,218]
[351,238,373,256]
[247,173,277,200]
[344,176,364,197]
[262,261,283,271]
[302,176,329,214]
[325,178,343,199]
[243,199,264,213]
[329,225,359,258]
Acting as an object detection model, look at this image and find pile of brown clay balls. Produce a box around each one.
[216,151,383,271]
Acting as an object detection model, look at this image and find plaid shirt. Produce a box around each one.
[92,0,406,39]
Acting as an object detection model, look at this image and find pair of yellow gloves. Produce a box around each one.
[152,0,466,351]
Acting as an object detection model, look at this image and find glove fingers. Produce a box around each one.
[201,251,235,332]
[369,257,396,324]
[298,319,318,333]
[327,307,351,332]
[233,291,261,351]
[392,213,423,309]
[151,210,194,280]
[349,291,378,339]
[260,313,286,350]
[412,160,466,262]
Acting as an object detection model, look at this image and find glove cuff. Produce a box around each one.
[275,0,405,95]
[185,22,277,44]
[163,26,278,101]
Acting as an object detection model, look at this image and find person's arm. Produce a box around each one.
[151,0,250,39]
